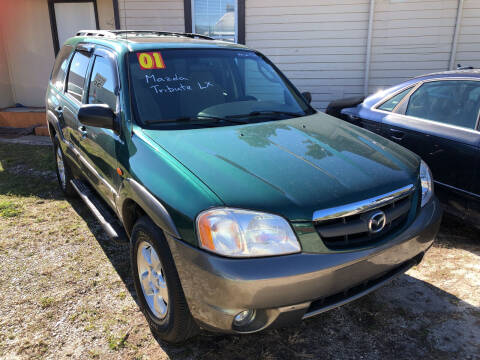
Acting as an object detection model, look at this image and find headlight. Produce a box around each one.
[196,208,301,257]
[420,160,433,207]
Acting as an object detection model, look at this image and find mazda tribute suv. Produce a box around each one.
[46,30,442,343]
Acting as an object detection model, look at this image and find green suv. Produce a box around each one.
[46,30,442,343]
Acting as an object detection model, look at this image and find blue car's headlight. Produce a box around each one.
[420,160,433,207]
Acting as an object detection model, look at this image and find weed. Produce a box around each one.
[0,200,22,218]
[107,332,129,351]
[39,297,55,309]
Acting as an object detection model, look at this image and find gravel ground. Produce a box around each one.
[0,143,479,360]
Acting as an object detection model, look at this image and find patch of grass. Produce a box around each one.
[39,297,55,309]
[0,143,57,197]
[107,332,129,351]
[0,143,55,172]
[0,200,22,218]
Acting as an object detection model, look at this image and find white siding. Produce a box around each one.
[246,0,370,110]
[368,0,458,93]
[455,0,480,68]
[118,0,185,32]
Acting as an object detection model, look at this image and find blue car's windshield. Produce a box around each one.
[128,49,313,128]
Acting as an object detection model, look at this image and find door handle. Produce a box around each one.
[429,144,443,156]
[347,114,361,122]
[389,128,404,141]
[54,106,63,119]
[78,125,88,138]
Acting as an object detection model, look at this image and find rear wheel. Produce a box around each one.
[53,135,76,197]
[130,216,198,343]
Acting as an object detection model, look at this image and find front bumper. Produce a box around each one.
[165,196,442,333]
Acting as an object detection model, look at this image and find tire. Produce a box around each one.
[130,216,198,343]
[53,135,77,197]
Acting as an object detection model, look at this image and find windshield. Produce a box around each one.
[128,49,314,128]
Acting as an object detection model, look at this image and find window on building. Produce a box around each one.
[377,87,412,112]
[51,45,73,91]
[192,0,237,42]
[406,80,480,129]
[88,56,118,111]
[67,51,91,102]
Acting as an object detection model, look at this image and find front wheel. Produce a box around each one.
[130,216,198,343]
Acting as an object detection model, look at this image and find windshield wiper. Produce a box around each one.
[145,115,248,125]
[227,110,305,119]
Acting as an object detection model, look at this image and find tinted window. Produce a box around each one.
[51,45,73,91]
[378,87,412,112]
[88,56,117,110]
[406,80,480,129]
[128,49,311,127]
[67,51,90,102]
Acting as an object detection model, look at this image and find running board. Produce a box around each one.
[70,179,128,244]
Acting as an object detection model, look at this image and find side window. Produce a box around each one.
[51,45,73,91]
[406,80,480,129]
[377,87,412,112]
[67,51,91,102]
[88,56,118,110]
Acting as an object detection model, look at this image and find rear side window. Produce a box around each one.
[378,87,412,112]
[406,80,480,129]
[51,45,73,91]
[87,56,118,111]
[67,51,91,102]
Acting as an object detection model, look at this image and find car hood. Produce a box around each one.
[142,113,420,221]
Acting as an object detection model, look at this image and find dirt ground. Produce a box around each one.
[0,142,479,360]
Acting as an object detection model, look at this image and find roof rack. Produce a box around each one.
[456,64,475,70]
[75,30,214,41]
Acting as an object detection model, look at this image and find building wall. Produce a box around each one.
[0,0,467,109]
[119,0,475,110]
[0,30,14,109]
[97,0,116,29]
[245,0,370,110]
[368,0,458,93]
[119,0,185,32]
[0,0,116,108]
[0,0,55,108]
[455,0,480,68]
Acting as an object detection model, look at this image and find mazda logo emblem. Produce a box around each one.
[368,211,386,233]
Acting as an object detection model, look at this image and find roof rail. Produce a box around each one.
[456,64,475,70]
[76,30,116,38]
[76,30,214,41]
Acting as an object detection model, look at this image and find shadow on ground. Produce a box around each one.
[68,197,480,360]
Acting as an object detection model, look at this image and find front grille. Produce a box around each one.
[315,192,414,250]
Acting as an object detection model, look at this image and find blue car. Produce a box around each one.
[326,70,480,225]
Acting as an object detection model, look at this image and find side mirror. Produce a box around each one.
[78,104,115,130]
[301,91,312,104]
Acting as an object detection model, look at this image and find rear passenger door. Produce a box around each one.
[382,79,480,218]
[62,47,94,172]
[63,48,92,145]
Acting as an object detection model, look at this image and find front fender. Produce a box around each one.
[116,128,223,246]
[116,178,181,238]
